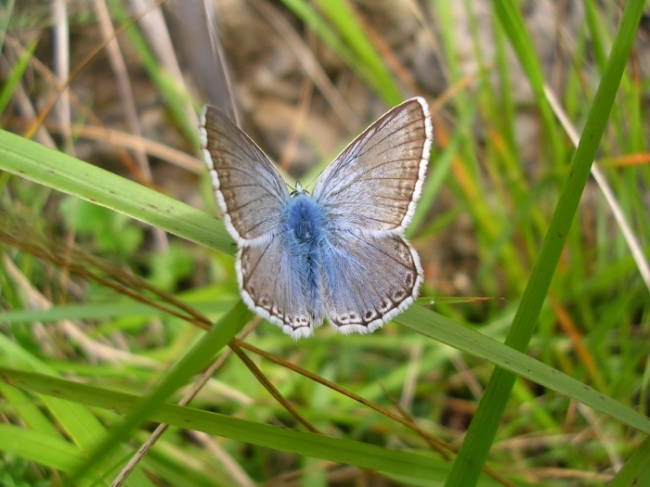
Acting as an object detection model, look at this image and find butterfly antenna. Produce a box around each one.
[304,171,322,192]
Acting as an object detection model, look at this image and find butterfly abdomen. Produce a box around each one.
[284,195,325,320]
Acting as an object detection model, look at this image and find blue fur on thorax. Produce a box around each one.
[283,194,324,312]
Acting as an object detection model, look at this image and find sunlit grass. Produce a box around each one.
[0,1,648,486]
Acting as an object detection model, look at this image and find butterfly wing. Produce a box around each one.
[320,229,422,334]
[312,97,432,233]
[238,234,322,338]
[314,97,431,333]
[200,105,288,243]
[201,106,322,338]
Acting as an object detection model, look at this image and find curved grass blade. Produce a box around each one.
[66,300,251,482]
[1,367,503,485]
[609,436,650,487]
[395,306,650,435]
[445,1,647,485]
[0,128,233,255]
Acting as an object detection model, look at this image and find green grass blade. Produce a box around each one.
[609,436,650,487]
[69,300,251,481]
[0,129,232,255]
[279,0,363,78]
[0,423,84,472]
[0,333,154,486]
[1,367,503,485]
[395,306,650,434]
[281,0,401,104]
[313,0,401,104]
[0,299,237,324]
[0,40,36,119]
[0,382,62,437]
[490,0,564,163]
[0,0,15,53]
[445,1,647,485]
[0,334,105,456]
[584,0,608,72]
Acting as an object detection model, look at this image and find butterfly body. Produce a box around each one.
[201,97,432,339]
[283,191,325,322]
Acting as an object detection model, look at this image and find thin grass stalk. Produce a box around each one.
[445,1,646,485]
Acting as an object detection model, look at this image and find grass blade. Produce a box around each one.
[1,367,501,485]
[68,300,251,481]
[0,129,232,255]
[445,1,647,485]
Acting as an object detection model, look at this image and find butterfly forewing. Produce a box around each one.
[312,98,432,233]
[200,106,288,242]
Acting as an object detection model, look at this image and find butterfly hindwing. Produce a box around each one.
[320,229,423,333]
[238,233,322,338]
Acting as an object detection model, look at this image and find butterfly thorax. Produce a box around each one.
[284,193,323,248]
[283,194,324,317]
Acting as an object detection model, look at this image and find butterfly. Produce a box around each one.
[200,97,432,339]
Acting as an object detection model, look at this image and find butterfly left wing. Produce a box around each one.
[200,105,289,243]
[312,97,432,234]
[238,234,323,339]
[320,229,422,333]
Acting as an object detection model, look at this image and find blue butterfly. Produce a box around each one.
[200,98,432,339]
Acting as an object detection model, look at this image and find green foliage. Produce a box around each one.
[60,198,144,256]
[0,0,648,486]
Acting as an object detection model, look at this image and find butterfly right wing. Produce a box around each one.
[320,228,422,334]
[200,105,288,243]
[312,97,431,234]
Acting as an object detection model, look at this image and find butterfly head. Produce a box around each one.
[290,182,310,198]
